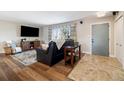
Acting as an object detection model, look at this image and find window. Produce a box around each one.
[48,23,77,41]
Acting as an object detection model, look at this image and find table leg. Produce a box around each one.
[79,45,81,59]
[64,48,67,65]
[71,49,74,67]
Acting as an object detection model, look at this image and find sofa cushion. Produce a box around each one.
[41,44,48,50]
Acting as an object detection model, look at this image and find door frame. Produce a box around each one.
[90,21,112,57]
[114,16,124,66]
[114,15,123,58]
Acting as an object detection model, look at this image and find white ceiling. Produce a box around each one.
[0,11,107,26]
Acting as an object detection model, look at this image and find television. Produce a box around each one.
[21,26,39,37]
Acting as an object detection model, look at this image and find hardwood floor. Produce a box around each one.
[0,53,122,81]
[0,54,75,81]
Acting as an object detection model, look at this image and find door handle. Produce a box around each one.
[92,39,94,43]
[120,44,122,47]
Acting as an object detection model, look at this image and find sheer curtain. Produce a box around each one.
[51,26,62,40]
[48,23,77,42]
[51,24,71,40]
[50,25,65,49]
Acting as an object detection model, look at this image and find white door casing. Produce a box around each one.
[114,16,124,67]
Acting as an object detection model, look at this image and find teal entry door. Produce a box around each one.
[92,23,109,56]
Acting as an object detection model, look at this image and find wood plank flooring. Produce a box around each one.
[0,55,75,81]
[0,53,122,81]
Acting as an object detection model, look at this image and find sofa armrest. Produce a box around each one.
[36,48,48,59]
[36,48,48,54]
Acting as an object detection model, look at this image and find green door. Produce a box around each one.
[92,23,109,56]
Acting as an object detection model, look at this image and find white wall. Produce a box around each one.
[0,21,18,42]
[0,21,43,53]
[76,16,114,56]
[41,26,49,43]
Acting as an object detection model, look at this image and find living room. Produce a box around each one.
[0,0,124,92]
[0,11,124,81]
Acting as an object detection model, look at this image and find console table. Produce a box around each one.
[64,45,81,67]
[21,41,41,51]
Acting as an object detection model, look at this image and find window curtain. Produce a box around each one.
[70,25,77,41]
[48,23,77,42]
[48,27,52,41]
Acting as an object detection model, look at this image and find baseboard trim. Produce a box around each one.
[109,55,115,57]
[82,52,115,57]
[82,51,91,54]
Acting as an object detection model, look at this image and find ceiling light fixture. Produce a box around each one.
[96,11,108,17]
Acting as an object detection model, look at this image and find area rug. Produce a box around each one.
[11,50,37,66]
[68,54,124,81]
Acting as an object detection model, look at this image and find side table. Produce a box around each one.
[4,47,12,55]
[64,45,81,67]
